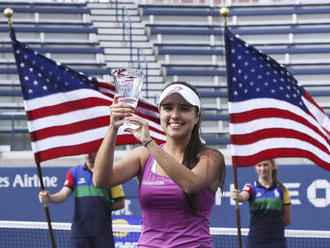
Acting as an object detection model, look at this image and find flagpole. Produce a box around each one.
[36,162,57,248]
[232,164,243,248]
[3,8,57,248]
[220,7,243,248]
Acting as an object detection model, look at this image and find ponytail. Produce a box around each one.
[271,159,286,191]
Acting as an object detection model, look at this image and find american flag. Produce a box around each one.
[224,29,330,171]
[11,31,166,164]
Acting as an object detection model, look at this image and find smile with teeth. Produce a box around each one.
[169,122,182,127]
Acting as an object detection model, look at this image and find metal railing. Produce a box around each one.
[121,7,133,66]
[137,47,149,98]
[111,0,119,23]
[0,113,28,150]
[121,7,149,98]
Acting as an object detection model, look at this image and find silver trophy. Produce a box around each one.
[112,68,145,130]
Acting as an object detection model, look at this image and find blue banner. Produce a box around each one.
[0,164,329,230]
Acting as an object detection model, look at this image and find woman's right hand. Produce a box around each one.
[38,190,50,204]
[109,94,134,129]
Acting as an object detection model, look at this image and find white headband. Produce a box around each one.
[158,84,201,111]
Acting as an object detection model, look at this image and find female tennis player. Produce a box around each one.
[231,159,292,248]
[93,81,226,247]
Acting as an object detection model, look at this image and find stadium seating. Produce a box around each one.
[0,1,109,150]
[139,2,330,147]
[141,4,330,78]
[1,1,330,151]
[140,3,330,24]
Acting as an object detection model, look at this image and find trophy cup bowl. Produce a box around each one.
[112,68,145,130]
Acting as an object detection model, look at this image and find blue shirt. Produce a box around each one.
[64,164,124,237]
[243,181,291,242]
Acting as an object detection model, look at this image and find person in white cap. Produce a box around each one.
[93,81,226,248]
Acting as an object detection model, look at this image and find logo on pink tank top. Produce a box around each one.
[142,180,165,185]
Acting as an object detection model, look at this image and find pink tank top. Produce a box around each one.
[138,153,215,248]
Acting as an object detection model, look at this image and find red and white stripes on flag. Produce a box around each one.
[224,29,330,171]
[11,37,166,163]
[24,80,166,163]
[228,91,330,170]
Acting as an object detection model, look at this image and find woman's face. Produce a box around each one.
[255,160,274,180]
[159,93,199,140]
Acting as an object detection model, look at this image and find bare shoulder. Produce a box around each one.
[198,148,225,190]
[198,148,225,163]
[198,148,225,174]
[130,145,149,155]
[121,145,151,168]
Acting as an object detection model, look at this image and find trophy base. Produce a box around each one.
[116,120,141,131]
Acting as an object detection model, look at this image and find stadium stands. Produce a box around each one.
[139,2,330,148]
[0,0,330,152]
[88,1,163,99]
[0,1,107,150]
[0,0,165,151]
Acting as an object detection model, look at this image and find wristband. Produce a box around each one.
[144,139,154,147]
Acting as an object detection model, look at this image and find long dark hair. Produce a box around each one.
[161,81,226,214]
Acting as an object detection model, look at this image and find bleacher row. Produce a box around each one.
[0,1,330,151]
[139,2,330,147]
[0,1,107,150]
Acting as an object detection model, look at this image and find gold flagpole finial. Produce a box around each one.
[3,8,14,28]
[220,7,230,27]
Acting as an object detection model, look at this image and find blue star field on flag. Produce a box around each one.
[13,40,99,101]
[225,30,307,112]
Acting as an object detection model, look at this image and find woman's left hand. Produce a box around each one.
[124,116,153,145]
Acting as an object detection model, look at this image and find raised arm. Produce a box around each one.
[93,95,145,188]
[145,141,225,194]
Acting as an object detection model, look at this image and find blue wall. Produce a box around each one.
[0,164,329,230]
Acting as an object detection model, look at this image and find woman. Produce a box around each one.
[93,81,226,247]
[230,159,291,248]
